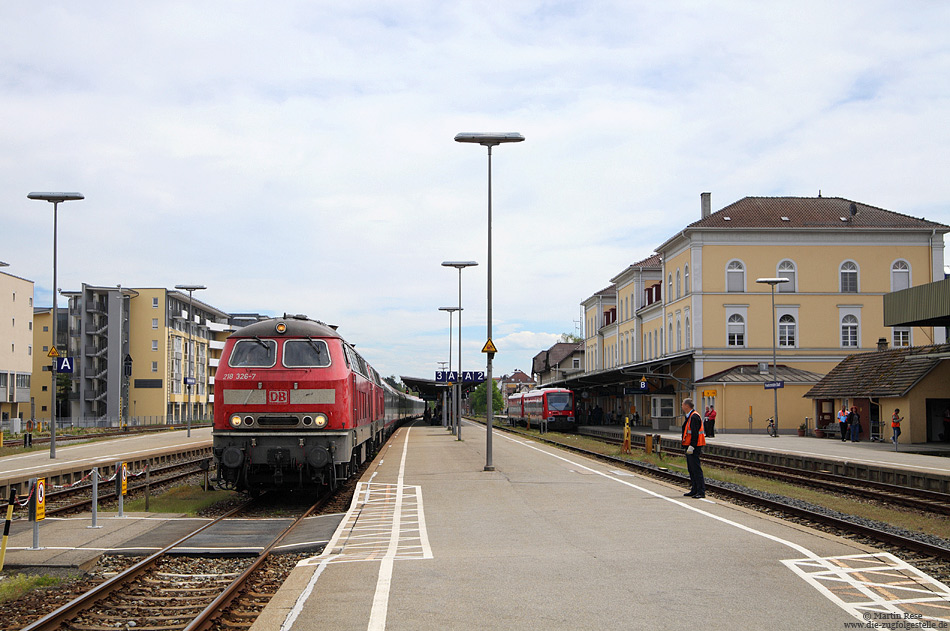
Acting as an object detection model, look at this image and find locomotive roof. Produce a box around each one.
[230,316,342,340]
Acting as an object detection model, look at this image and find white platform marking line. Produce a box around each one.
[366,425,411,631]
[492,429,950,624]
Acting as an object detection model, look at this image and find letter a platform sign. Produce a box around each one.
[55,357,74,373]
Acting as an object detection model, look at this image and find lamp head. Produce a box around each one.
[175,284,207,292]
[439,306,462,313]
[455,132,525,147]
[442,260,479,269]
[755,278,791,286]
[28,192,84,203]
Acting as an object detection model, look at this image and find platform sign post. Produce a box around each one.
[116,462,127,517]
[29,478,45,550]
[88,468,102,529]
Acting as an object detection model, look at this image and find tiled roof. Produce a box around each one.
[805,344,950,399]
[533,342,583,374]
[696,365,825,385]
[689,197,949,231]
[631,253,662,268]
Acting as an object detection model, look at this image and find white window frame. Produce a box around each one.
[778,314,797,348]
[840,261,859,293]
[684,265,690,294]
[892,327,911,348]
[726,260,746,293]
[777,259,796,293]
[841,314,859,348]
[890,260,911,292]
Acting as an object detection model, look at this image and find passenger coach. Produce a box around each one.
[507,388,576,431]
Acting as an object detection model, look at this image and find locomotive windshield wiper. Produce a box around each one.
[306,336,323,354]
[252,336,269,350]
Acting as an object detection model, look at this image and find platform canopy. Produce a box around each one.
[884,278,950,328]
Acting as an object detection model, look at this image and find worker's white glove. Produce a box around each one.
[686,446,694,455]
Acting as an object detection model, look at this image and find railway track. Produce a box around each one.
[579,426,950,516]
[484,421,950,562]
[21,492,331,631]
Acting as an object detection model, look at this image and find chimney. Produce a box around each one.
[877,337,888,351]
[701,192,711,219]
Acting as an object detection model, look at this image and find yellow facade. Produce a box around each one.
[2,271,36,423]
[30,311,53,421]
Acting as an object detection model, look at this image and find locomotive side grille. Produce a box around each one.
[257,415,299,426]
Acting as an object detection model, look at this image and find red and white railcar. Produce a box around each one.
[507,388,575,431]
[212,315,422,492]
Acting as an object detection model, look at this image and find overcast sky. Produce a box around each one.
[2,2,949,381]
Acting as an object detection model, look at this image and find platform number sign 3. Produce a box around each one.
[268,390,289,404]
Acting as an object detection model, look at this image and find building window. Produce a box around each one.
[152,318,159,329]
[676,270,681,299]
[778,260,796,293]
[727,314,745,347]
[43,325,48,332]
[668,323,673,353]
[676,319,682,351]
[152,340,159,351]
[840,261,858,293]
[778,315,796,347]
[28,345,32,356]
[668,274,673,301]
[726,260,745,292]
[891,260,910,291]
[152,361,159,372]
[685,318,691,348]
[153,297,159,308]
[684,265,690,294]
[841,315,859,347]
[893,328,911,347]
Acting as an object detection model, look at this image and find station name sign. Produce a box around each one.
[764,381,785,390]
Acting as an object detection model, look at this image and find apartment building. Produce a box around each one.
[0,268,34,424]
[569,194,948,436]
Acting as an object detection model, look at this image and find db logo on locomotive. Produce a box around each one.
[268,390,289,404]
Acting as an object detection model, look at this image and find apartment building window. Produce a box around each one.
[668,274,673,301]
[778,315,797,347]
[726,260,745,292]
[153,297,159,308]
[152,361,159,372]
[727,314,745,347]
[676,270,681,299]
[778,260,796,293]
[152,340,158,351]
[685,318,691,348]
[28,345,32,356]
[668,322,673,353]
[676,319,682,351]
[891,260,910,291]
[892,328,911,347]
[841,315,859,347]
[152,318,159,329]
[684,265,690,294]
[840,261,858,293]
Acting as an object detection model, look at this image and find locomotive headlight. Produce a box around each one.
[314,414,328,428]
[230,415,242,427]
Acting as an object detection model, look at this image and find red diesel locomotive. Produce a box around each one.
[212,315,424,492]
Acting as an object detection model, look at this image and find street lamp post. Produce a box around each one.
[175,284,206,438]
[439,306,461,436]
[454,132,524,471]
[443,261,477,441]
[756,277,790,437]
[28,192,84,459]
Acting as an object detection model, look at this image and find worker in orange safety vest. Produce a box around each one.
[681,397,706,498]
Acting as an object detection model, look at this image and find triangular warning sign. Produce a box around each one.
[481,339,498,354]
[47,347,60,358]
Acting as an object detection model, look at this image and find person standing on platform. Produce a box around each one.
[838,405,849,442]
[704,404,717,438]
[681,398,706,498]
[891,409,902,445]
[848,407,861,442]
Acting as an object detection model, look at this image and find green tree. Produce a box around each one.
[470,378,504,416]
[559,332,583,343]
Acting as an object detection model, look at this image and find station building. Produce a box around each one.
[0,267,35,426]
[563,194,949,437]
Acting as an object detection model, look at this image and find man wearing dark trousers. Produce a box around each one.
[681,398,706,499]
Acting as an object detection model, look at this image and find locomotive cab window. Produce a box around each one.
[547,393,573,411]
[283,339,331,367]
[228,338,277,367]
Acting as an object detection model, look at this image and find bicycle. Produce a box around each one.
[766,417,776,437]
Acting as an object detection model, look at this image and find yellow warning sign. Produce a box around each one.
[47,347,59,358]
[481,339,498,354]
[35,478,46,521]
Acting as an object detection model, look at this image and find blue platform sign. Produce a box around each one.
[764,380,785,390]
[435,371,458,383]
[184,377,197,386]
[462,371,486,383]
[55,357,74,373]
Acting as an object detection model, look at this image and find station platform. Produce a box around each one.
[252,420,950,631]
[580,425,950,490]
[1,511,344,570]
[0,427,213,499]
